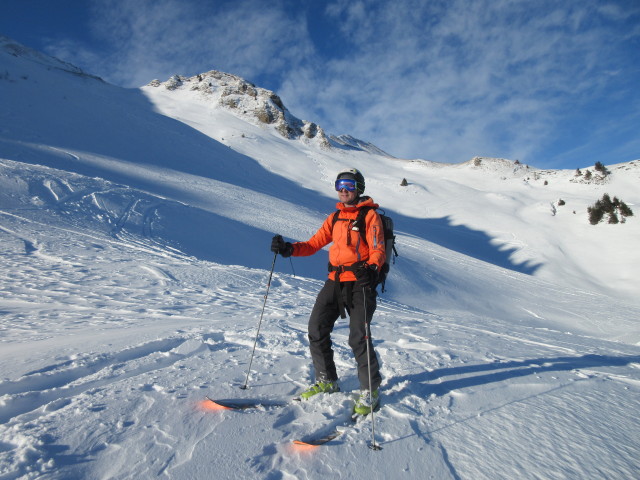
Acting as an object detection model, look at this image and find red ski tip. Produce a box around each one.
[293,440,320,448]
[292,440,321,453]
[198,397,235,411]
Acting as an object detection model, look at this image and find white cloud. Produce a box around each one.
[42,0,640,167]
[281,0,640,166]
[46,0,312,88]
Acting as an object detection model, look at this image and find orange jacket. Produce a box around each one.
[292,197,386,282]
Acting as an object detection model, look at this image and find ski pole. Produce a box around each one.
[363,286,382,450]
[241,251,278,390]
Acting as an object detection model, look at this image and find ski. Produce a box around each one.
[293,429,344,446]
[292,413,366,447]
[205,396,289,410]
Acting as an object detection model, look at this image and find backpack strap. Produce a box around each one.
[331,207,373,246]
[351,207,371,245]
[331,210,355,246]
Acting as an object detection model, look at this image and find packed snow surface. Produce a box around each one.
[1,36,639,479]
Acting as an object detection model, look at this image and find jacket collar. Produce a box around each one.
[336,196,378,211]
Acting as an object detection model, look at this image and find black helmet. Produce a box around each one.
[336,168,365,194]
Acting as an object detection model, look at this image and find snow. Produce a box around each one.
[1,36,639,479]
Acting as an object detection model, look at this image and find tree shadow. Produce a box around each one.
[389,354,640,398]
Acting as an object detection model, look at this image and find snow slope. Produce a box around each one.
[1,36,639,479]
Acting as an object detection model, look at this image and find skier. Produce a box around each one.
[271,168,385,415]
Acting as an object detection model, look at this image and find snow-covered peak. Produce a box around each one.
[329,134,395,157]
[0,34,101,81]
[146,70,330,147]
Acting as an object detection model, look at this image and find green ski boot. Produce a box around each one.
[299,381,340,400]
[354,389,379,415]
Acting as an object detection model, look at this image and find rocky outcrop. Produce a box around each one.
[147,70,329,147]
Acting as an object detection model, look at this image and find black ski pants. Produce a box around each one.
[307,279,382,391]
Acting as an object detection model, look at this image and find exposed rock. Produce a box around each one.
[146,70,330,148]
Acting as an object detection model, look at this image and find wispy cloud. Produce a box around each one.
[46,0,312,88]
[281,0,640,166]
[42,0,640,168]
[302,0,637,166]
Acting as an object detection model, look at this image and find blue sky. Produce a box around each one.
[2,0,639,169]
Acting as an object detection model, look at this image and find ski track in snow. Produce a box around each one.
[0,46,639,478]
[0,161,638,480]
[0,167,638,478]
[1,212,638,479]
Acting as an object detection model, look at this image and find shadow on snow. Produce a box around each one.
[2,64,542,278]
[390,354,640,398]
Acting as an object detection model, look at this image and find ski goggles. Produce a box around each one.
[335,178,359,192]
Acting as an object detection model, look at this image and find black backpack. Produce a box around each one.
[331,206,398,292]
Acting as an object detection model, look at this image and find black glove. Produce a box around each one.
[356,263,378,289]
[271,234,293,258]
